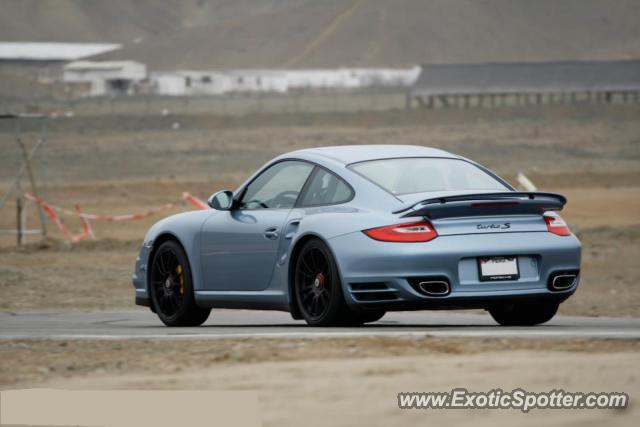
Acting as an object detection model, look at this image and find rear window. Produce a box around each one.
[349,158,508,195]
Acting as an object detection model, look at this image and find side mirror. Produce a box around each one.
[207,190,234,210]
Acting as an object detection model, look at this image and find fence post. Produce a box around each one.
[16,195,23,245]
[16,123,47,237]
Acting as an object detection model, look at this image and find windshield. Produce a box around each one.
[349,158,509,195]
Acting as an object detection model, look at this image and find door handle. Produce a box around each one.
[264,227,279,240]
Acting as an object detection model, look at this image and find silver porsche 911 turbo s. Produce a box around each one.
[132,145,581,327]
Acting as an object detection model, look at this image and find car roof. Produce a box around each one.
[289,145,460,165]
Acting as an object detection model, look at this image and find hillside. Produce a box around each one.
[1,0,639,69]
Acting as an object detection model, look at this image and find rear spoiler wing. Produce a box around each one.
[394,192,567,219]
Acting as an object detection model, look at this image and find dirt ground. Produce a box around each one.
[1,104,639,316]
[1,105,638,426]
[0,189,638,316]
[1,337,638,426]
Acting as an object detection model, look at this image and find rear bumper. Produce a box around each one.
[328,230,581,310]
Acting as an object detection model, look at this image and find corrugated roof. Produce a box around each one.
[0,43,121,61]
[64,60,143,70]
[411,60,640,96]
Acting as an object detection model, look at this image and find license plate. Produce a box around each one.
[478,256,519,281]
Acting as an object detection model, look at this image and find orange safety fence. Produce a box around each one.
[181,191,209,210]
[23,192,209,242]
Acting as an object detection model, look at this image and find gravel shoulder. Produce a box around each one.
[2,337,637,427]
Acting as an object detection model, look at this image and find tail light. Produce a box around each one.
[363,221,438,242]
[543,212,571,236]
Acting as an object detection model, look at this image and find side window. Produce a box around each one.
[239,161,313,209]
[299,168,353,207]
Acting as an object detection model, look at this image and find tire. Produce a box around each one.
[294,238,350,326]
[343,310,386,325]
[489,301,559,326]
[149,240,211,327]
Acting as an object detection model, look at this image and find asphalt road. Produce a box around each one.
[1,309,639,340]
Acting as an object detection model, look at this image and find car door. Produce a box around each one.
[200,160,314,291]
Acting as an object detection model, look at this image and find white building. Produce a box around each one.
[0,42,121,82]
[226,70,289,93]
[283,67,420,90]
[150,67,419,96]
[63,61,147,96]
[152,70,288,96]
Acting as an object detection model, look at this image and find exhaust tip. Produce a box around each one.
[551,275,577,289]
[548,270,579,291]
[418,281,450,295]
[408,277,451,297]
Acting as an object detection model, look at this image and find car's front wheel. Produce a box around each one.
[488,301,559,326]
[149,240,211,327]
[294,238,351,326]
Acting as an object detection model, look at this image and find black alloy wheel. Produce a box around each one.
[149,240,210,326]
[294,239,349,326]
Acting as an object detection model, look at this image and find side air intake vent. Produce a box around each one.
[348,282,399,302]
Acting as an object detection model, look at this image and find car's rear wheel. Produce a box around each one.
[149,240,211,327]
[294,238,350,326]
[343,310,386,325]
[488,301,558,326]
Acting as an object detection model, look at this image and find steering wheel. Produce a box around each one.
[242,199,268,209]
[270,190,299,208]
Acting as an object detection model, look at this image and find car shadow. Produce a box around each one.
[189,323,547,329]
